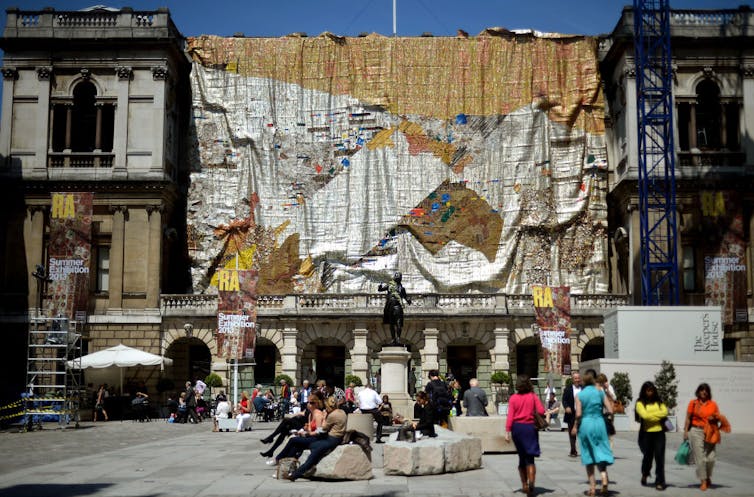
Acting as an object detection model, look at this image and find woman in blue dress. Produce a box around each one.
[571,370,614,496]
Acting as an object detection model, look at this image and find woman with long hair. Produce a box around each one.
[683,383,723,491]
[636,381,668,490]
[572,370,614,497]
[267,391,325,466]
[505,375,545,497]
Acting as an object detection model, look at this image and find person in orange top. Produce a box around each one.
[683,383,721,491]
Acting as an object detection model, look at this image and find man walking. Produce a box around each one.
[462,378,488,416]
[185,380,200,424]
[562,371,582,457]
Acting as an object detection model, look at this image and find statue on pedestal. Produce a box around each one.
[378,272,411,345]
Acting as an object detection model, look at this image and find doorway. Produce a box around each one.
[316,346,345,387]
[446,345,476,390]
[516,341,539,380]
[254,344,277,385]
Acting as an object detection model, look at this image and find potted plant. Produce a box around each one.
[490,370,511,415]
[654,360,678,431]
[344,374,363,387]
[610,371,632,431]
[204,372,223,399]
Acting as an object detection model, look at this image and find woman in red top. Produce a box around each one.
[505,375,545,497]
[683,383,720,491]
[235,391,252,432]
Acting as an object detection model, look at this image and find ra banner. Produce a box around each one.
[532,285,572,375]
[47,192,93,320]
[216,269,258,360]
[701,191,748,326]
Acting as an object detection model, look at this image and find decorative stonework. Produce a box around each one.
[741,64,754,78]
[702,66,715,78]
[79,68,91,79]
[36,66,52,81]
[115,66,132,80]
[146,204,164,215]
[108,205,128,214]
[151,66,169,81]
[1,67,18,80]
[183,322,193,338]
[622,66,636,79]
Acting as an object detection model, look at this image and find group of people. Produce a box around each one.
[507,370,729,496]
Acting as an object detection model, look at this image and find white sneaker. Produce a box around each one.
[265,459,277,466]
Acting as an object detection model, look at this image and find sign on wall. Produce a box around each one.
[532,285,572,375]
[47,192,92,320]
[216,268,258,360]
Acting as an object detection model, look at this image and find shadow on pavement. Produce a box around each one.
[0,483,118,497]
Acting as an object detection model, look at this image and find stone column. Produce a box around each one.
[0,67,18,162]
[377,346,412,419]
[108,206,127,313]
[151,66,168,175]
[24,206,46,313]
[281,325,299,384]
[420,326,440,374]
[113,66,131,178]
[491,326,511,372]
[34,67,52,178]
[741,64,754,164]
[351,325,370,386]
[145,205,163,310]
[623,64,639,175]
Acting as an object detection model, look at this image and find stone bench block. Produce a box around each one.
[449,415,513,453]
[346,413,375,438]
[382,426,482,476]
[305,444,373,480]
[217,416,251,432]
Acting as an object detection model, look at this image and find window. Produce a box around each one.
[696,80,721,149]
[96,246,110,293]
[682,246,696,292]
[50,80,115,154]
[677,79,740,152]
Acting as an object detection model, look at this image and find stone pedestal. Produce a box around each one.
[378,346,413,419]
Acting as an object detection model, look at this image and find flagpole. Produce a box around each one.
[393,0,396,37]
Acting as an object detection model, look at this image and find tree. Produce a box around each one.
[204,373,223,399]
[344,374,363,387]
[490,370,512,404]
[611,372,632,413]
[654,360,678,414]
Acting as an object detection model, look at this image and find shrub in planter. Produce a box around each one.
[274,374,294,389]
[611,371,632,414]
[344,374,363,387]
[654,360,678,414]
[490,370,512,404]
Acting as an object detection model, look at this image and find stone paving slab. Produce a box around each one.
[1,420,753,497]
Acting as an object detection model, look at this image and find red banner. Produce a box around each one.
[47,192,93,320]
[532,285,572,375]
[701,191,748,326]
[216,269,258,360]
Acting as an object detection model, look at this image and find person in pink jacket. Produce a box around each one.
[505,375,545,497]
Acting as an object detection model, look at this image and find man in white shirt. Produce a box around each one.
[357,383,385,443]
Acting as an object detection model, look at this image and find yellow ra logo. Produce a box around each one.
[532,286,554,308]
[51,193,76,219]
[700,191,725,217]
[217,269,240,292]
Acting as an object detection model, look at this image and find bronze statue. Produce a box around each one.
[378,272,411,345]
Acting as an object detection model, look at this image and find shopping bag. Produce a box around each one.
[674,440,690,465]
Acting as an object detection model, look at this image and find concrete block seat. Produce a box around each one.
[345,413,375,438]
[217,416,252,432]
[448,415,513,453]
[382,426,482,476]
[300,443,373,480]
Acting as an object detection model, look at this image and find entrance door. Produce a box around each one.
[446,345,476,390]
[516,342,539,380]
[316,346,345,387]
[254,345,276,385]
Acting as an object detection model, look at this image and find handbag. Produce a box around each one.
[674,440,691,465]
[532,395,548,430]
[604,413,616,436]
[276,458,298,480]
[661,417,674,432]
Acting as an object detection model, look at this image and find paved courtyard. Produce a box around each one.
[1,418,752,497]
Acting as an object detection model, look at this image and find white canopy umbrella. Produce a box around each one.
[68,343,173,395]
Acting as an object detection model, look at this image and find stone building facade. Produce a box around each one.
[1,5,753,404]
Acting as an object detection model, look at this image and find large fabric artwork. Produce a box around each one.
[186,31,609,295]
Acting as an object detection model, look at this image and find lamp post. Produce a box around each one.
[31,264,50,318]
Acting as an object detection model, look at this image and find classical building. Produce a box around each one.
[1,5,752,406]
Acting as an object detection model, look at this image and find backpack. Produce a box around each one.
[427,380,452,410]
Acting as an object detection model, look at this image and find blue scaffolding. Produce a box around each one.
[633,0,679,305]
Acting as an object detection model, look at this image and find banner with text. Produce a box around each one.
[701,190,748,326]
[216,269,258,360]
[532,285,572,375]
[47,192,93,320]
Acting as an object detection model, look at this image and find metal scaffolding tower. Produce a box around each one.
[633,0,680,305]
[24,317,83,431]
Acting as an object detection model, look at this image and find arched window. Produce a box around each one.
[678,78,740,153]
[72,81,97,152]
[50,80,115,159]
[695,80,721,149]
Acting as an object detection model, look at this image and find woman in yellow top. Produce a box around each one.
[635,381,668,491]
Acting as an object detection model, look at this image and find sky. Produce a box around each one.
[0,0,748,38]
